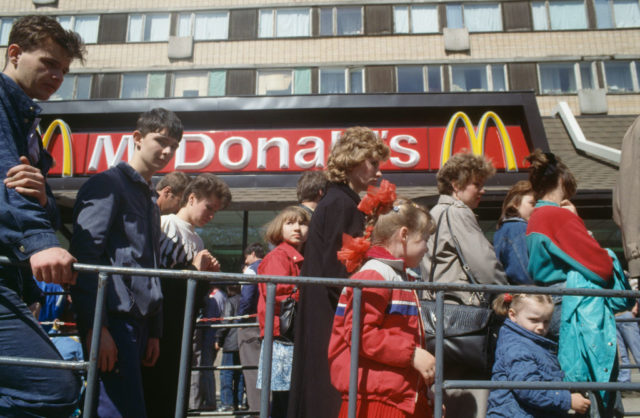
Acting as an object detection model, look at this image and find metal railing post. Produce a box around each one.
[434,291,445,418]
[83,271,109,418]
[260,283,277,418]
[175,278,197,418]
[347,287,362,418]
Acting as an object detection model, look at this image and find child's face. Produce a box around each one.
[135,129,180,174]
[508,299,553,336]
[403,230,428,269]
[517,193,536,221]
[187,194,223,228]
[282,218,309,249]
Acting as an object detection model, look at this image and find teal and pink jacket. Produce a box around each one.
[526,201,633,408]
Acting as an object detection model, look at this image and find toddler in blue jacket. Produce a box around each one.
[487,293,591,417]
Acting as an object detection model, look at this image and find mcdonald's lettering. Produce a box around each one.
[42,112,531,177]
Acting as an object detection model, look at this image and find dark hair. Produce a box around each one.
[180,173,232,209]
[156,171,191,195]
[498,180,534,226]
[136,108,184,141]
[296,171,328,203]
[244,242,266,259]
[525,150,576,200]
[8,15,85,63]
[436,152,496,195]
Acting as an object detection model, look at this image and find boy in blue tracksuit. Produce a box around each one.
[70,108,183,417]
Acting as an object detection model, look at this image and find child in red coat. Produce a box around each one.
[329,186,436,418]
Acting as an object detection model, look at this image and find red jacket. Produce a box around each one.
[257,242,303,338]
[328,247,428,415]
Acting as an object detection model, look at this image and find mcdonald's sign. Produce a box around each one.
[41,110,532,177]
[441,111,519,171]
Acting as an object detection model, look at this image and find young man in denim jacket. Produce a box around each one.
[70,108,183,417]
[0,15,85,416]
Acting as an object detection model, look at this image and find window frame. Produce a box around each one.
[602,60,640,93]
[177,11,230,40]
[319,67,365,94]
[127,13,171,43]
[595,0,640,28]
[48,73,93,101]
[258,7,311,38]
[448,64,508,92]
[57,14,100,44]
[0,17,14,46]
[531,0,589,31]
[393,5,440,34]
[395,65,443,93]
[537,62,595,94]
[256,69,294,95]
[445,2,503,32]
[319,6,364,36]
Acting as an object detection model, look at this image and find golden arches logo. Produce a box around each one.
[41,119,73,177]
[441,111,517,171]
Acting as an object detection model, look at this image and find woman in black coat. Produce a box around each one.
[287,127,390,418]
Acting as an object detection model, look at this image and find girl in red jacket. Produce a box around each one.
[257,205,310,418]
[329,191,437,418]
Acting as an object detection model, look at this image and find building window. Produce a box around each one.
[127,13,170,42]
[0,18,14,46]
[393,5,439,33]
[396,66,442,92]
[319,68,364,93]
[319,7,363,36]
[595,0,640,28]
[445,3,503,32]
[177,11,229,40]
[120,73,166,98]
[259,8,311,38]
[57,15,99,44]
[49,74,92,100]
[538,62,595,94]
[173,71,209,97]
[531,1,588,30]
[257,69,311,95]
[603,61,640,92]
[450,64,507,91]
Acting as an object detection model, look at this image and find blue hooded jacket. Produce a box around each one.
[487,319,571,418]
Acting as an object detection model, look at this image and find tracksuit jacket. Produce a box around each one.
[328,246,428,415]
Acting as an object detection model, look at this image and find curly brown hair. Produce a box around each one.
[326,127,390,184]
[436,152,496,195]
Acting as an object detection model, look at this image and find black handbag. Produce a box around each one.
[421,207,501,377]
[278,286,297,344]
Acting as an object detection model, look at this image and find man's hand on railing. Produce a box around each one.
[30,247,77,285]
[192,249,220,272]
[142,337,160,367]
[86,326,118,373]
[412,347,436,385]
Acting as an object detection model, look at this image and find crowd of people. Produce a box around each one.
[2,13,640,418]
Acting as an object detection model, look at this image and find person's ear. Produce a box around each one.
[507,308,517,322]
[133,130,143,150]
[400,226,409,242]
[160,186,172,198]
[6,44,22,66]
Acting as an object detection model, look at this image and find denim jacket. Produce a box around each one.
[0,73,60,296]
[493,217,532,285]
[70,162,163,337]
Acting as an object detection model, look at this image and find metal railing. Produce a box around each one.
[2,255,640,418]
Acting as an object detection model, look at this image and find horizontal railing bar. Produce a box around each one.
[445,380,640,391]
[192,365,257,371]
[0,356,88,371]
[2,256,638,298]
[194,323,258,329]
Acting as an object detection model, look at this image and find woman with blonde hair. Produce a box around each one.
[288,126,390,418]
[420,152,508,418]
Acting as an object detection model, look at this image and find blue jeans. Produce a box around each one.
[616,311,640,383]
[0,285,81,417]
[220,351,244,408]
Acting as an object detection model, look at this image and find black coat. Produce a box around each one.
[288,182,364,418]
